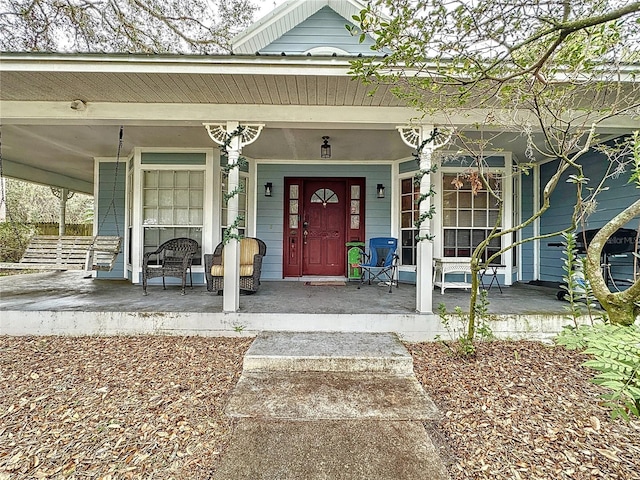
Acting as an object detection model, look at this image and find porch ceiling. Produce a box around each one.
[0,68,403,107]
[1,124,418,193]
[1,54,635,193]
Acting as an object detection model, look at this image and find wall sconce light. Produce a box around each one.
[264,182,273,197]
[377,184,386,198]
[321,136,331,159]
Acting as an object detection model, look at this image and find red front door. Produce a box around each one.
[283,177,365,278]
[302,180,346,276]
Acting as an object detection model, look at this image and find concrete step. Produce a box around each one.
[212,419,450,480]
[226,371,440,421]
[242,331,414,375]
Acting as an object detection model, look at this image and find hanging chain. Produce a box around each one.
[98,126,123,237]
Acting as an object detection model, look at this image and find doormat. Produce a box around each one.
[304,281,346,286]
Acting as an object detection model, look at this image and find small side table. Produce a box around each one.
[433,257,473,294]
[479,264,505,293]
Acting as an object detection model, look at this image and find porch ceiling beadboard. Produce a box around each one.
[0,70,402,107]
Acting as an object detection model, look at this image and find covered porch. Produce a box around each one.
[0,271,574,341]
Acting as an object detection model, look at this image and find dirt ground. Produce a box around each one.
[1,336,639,479]
[408,341,640,480]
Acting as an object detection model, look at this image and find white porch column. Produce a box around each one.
[397,126,451,313]
[416,136,434,314]
[204,122,263,312]
[224,123,242,312]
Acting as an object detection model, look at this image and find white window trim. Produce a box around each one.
[130,147,214,284]
[433,153,514,285]
[397,170,420,272]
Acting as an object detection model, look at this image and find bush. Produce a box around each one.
[556,323,640,421]
[0,222,35,262]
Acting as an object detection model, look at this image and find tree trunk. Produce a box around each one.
[585,198,640,326]
[467,256,481,340]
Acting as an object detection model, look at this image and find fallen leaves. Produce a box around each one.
[408,341,640,480]
[0,336,251,479]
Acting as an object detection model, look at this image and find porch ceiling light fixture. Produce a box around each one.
[377,184,386,198]
[321,136,331,159]
[264,182,273,197]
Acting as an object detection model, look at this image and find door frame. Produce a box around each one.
[283,177,365,278]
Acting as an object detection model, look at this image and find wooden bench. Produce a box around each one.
[0,235,121,273]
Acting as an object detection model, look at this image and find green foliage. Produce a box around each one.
[5,179,93,225]
[560,231,601,325]
[435,290,495,357]
[0,222,35,262]
[219,126,249,245]
[629,131,640,188]
[556,323,640,421]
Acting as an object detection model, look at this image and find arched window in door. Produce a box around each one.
[310,188,339,206]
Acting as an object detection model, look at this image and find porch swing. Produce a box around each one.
[0,128,123,273]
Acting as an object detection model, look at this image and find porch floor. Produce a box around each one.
[0,271,566,316]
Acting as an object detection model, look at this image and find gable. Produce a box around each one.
[259,6,377,56]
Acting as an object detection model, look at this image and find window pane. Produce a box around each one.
[402,178,413,194]
[456,230,471,247]
[175,171,189,188]
[473,211,487,227]
[159,171,173,188]
[159,190,172,207]
[442,191,456,208]
[443,229,456,246]
[401,212,413,228]
[458,210,472,227]
[443,209,456,227]
[458,192,472,208]
[472,230,486,246]
[474,192,487,208]
[488,210,500,226]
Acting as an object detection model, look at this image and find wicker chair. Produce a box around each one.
[204,238,266,295]
[142,237,199,295]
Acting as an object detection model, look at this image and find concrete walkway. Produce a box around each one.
[213,332,450,480]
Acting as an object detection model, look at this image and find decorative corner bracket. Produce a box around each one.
[396,125,453,150]
[203,123,265,148]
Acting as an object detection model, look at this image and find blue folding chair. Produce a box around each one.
[357,237,399,293]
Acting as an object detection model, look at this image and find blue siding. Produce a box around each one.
[442,155,505,168]
[539,148,639,284]
[141,153,206,165]
[399,159,417,174]
[520,173,535,281]
[260,7,380,55]
[256,164,392,279]
[96,162,126,279]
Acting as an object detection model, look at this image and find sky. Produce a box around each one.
[255,0,289,20]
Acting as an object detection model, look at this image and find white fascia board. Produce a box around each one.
[0,53,357,76]
[3,101,638,132]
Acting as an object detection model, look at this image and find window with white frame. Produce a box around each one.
[442,173,502,262]
[400,177,420,265]
[221,172,248,238]
[142,169,204,264]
